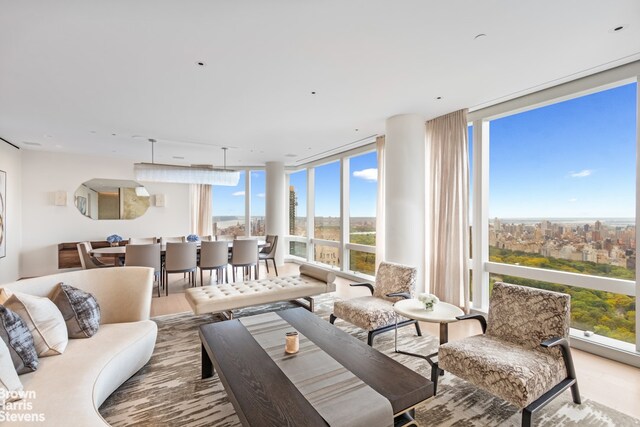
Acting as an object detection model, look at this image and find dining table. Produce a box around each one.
[90,240,269,261]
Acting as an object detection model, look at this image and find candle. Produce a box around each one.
[285,331,299,354]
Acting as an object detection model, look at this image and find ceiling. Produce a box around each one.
[1,1,639,167]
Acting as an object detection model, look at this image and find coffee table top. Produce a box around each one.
[200,308,433,426]
[394,299,464,323]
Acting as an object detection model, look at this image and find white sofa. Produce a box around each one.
[0,267,157,426]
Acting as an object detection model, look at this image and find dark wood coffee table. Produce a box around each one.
[200,307,433,426]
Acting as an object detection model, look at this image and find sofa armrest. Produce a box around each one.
[541,337,577,380]
[456,313,487,333]
[386,292,411,299]
[350,282,374,295]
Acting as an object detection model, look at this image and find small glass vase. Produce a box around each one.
[424,303,435,312]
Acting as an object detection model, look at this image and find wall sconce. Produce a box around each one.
[54,191,67,206]
[154,194,166,207]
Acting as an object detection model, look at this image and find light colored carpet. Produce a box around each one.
[99,296,640,426]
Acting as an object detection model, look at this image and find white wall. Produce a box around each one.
[0,142,22,282]
[21,150,191,277]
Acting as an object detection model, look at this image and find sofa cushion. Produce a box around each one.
[0,306,38,374]
[333,296,408,331]
[51,283,101,338]
[439,334,567,408]
[0,338,23,405]
[4,292,68,357]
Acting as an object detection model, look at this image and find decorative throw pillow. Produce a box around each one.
[0,305,38,374]
[4,292,69,357]
[0,338,23,405]
[50,283,101,338]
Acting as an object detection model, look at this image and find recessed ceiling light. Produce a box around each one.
[285,153,297,158]
[610,25,626,33]
[22,141,41,146]
[196,61,206,67]
[172,156,185,160]
[90,130,97,134]
[111,133,116,136]
[436,96,443,100]
[311,91,316,95]
[474,33,487,40]
[355,128,359,132]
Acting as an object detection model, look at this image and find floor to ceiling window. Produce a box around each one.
[313,161,341,268]
[212,171,246,238]
[485,82,637,345]
[288,169,307,257]
[250,170,266,236]
[348,151,377,276]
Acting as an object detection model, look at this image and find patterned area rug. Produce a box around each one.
[100,296,640,426]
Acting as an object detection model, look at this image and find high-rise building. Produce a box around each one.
[289,185,297,235]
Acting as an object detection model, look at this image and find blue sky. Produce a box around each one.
[211,171,266,217]
[489,82,637,219]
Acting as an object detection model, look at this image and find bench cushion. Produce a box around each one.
[186,273,335,315]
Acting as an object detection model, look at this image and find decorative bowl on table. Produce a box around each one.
[417,293,440,312]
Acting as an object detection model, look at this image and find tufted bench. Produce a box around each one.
[185,264,336,317]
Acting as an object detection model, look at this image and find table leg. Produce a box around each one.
[439,322,448,345]
[394,314,399,352]
[201,344,214,379]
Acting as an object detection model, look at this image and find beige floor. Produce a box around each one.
[152,262,640,420]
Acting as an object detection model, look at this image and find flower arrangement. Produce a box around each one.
[186,234,200,242]
[106,234,123,247]
[418,293,440,311]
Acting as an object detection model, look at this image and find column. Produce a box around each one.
[385,114,427,292]
[266,161,286,266]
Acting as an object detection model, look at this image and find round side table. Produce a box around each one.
[393,299,464,370]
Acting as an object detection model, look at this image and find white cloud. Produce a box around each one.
[568,198,578,203]
[257,193,265,198]
[353,168,378,182]
[232,191,245,196]
[569,169,593,178]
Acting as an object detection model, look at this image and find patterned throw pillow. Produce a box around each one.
[4,292,69,357]
[50,283,101,338]
[0,306,39,374]
[1,338,23,405]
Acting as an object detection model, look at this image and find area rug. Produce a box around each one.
[100,297,640,426]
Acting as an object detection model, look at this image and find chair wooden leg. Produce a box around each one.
[367,331,374,346]
[329,314,337,324]
[431,362,440,395]
[264,259,269,273]
[521,408,532,427]
[165,271,169,296]
[232,267,236,283]
[571,382,581,404]
[272,259,278,276]
[200,269,203,286]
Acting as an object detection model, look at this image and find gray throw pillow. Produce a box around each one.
[50,283,101,338]
[0,305,39,374]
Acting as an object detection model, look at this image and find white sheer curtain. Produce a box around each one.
[426,109,470,311]
[190,184,213,237]
[375,135,385,272]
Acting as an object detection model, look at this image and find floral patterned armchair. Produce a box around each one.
[330,261,421,346]
[433,282,581,427]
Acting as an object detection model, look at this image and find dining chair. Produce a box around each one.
[199,241,229,285]
[163,242,198,295]
[128,237,157,244]
[200,235,214,242]
[230,239,259,282]
[125,243,162,297]
[259,235,279,276]
[77,242,109,269]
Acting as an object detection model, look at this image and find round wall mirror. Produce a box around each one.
[74,178,150,220]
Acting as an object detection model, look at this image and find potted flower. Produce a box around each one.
[186,234,200,242]
[418,293,440,311]
[106,234,123,247]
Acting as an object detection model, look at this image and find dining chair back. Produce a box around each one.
[161,236,186,244]
[128,237,157,244]
[163,242,197,295]
[199,241,229,285]
[259,235,279,276]
[200,235,214,242]
[230,239,258,282]
[125,243,162,296]
[77,242,108,269]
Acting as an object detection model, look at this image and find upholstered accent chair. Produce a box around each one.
[259,235,279,276]
[330,261,421,346]
[433,282,581,427]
